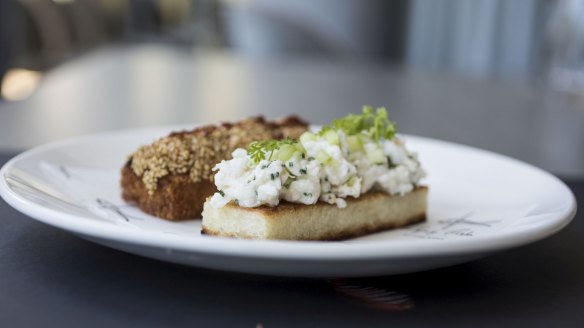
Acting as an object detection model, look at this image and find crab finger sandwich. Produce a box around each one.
[202,107,427,240]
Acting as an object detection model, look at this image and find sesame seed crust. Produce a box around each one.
[127,116,308,195]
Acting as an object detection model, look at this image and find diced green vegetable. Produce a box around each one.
[300,132,317,144]
[347,135,363,152]
[323,130,340,145]
[366,146,386,165]
[247,138,303,165]
[315,150,331,163]
[276,144,296,162]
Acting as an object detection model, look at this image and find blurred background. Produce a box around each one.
[3,0,584,93]
[0,0,583,176]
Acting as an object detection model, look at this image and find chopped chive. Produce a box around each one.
[300,169,307,174]
[288,162,293,167]
[308,157,315,161]
[270,173,275,180]
[283,175,297,188]
[284,167,296,176]
[218,190,225,197]
[387,156,396,168]
[301,153,306,159]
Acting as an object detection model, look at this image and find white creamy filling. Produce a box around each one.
[281,159,321,204]
[353,138,425,196]
[209,134,425,209]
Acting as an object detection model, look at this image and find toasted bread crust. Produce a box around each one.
[201,187,428,240]
[121,116,308,220]
[201,213,426,241]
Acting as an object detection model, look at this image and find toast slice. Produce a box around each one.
[201,187,427,240]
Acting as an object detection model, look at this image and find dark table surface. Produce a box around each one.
[0,150,582,327]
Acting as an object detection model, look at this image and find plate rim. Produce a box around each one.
[0,125,578,261]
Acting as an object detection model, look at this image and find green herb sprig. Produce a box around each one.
[247,138,298,165]
[319,106,396,141]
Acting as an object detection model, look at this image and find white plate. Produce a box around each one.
[0,125,577,277]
